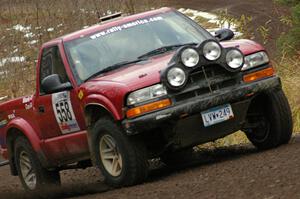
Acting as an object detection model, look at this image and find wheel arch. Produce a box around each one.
[84,103,122,165]
[247,90,274,114]
[83,94,123,121]
[84,103,118,128]
[6,118,42,176]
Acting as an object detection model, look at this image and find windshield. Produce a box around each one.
[64,10,213,83]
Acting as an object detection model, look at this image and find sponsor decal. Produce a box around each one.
[22,95,33,104]
[60,122,79,131]
[52,91,80,134]
[8,112,15,120]
[90,16,164,39]
[23,96,33,110]
[0,119,7,128]
[78,90,84,100]
[25,102,33,110]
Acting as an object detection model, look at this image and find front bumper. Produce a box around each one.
[122,76,281,135]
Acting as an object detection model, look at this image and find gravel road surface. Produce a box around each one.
[0,136,299,199]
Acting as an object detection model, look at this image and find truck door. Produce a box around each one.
[34,45,85,139]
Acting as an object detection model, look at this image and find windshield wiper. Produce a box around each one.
[84,58,147,82]
[138,42,197,59]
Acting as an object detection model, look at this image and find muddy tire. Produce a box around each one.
[14,136,60,192]
[91,117,148,187]
[245,89,293,150]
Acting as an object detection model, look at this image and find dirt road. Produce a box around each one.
[1,136,300,199]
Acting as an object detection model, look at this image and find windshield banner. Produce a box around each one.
[90,16,163,39]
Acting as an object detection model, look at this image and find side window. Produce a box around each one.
[40,46,69,94]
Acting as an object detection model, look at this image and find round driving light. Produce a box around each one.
[203,41,222,61]
[181,48,200,67]
[226,49,244,69]
[167,67,186,87]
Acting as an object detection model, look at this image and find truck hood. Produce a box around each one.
[221,39,265,55]
[88,52,174,91]
[87,39,265,92]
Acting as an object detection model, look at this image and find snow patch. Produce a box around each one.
[178,8,217,21]
[178,8,243,37]
[0,96,8,101]
[47,28,54,32]
[12,24,31,33]
[24,32,35,38]
[28,40,38,45]
[12,48,19,54]
[0,56,26,67]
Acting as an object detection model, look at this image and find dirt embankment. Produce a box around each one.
[163,0,290,56]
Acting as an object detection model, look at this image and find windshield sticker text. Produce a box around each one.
[90,16,163,39]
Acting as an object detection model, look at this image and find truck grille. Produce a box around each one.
[173,64,242,102]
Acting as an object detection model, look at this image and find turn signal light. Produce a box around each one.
[126,99,171,118]
[243,67,275,83]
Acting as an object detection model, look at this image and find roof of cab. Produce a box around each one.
[43,7,174,46]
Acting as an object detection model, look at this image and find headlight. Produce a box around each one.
[203,41,222,61]
[167,67,187,87]
[127,84,167,105]
[242,51,269,71]
[226,49,244,69]
[181,48,200,67]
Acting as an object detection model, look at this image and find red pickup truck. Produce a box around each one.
[0,7,293,191]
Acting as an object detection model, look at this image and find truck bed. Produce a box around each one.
[0,95,35,160]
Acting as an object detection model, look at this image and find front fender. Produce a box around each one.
[84,94,123,120]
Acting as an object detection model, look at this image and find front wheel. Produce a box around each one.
[244,89,293,150]
[14,136,60,191]
[91,117,148,187]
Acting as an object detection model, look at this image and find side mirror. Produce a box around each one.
[215,29,235,41]
[41,74,73,94]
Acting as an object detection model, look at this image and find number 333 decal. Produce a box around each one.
[52,91,80,134]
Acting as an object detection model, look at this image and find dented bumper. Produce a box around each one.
[122,76,281,135]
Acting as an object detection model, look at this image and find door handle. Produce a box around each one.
[38,105,45,113]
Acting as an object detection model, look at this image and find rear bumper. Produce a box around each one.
[122,76,281,135]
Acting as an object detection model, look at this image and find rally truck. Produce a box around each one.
[0,7,293,191]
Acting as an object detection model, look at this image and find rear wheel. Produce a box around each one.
[244,89,293,150]
[91,117,148,187]
[14,136,60,191]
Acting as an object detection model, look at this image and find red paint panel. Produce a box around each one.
[42,130,89,164]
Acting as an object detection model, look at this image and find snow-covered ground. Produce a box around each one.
[0,96,8,101]
[178,8,242,37]
[0,8,243,69]
[0,56,26,67]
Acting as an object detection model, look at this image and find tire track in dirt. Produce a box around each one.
[0,136,300,199]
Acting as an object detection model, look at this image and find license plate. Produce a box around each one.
[201,104,234,127]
